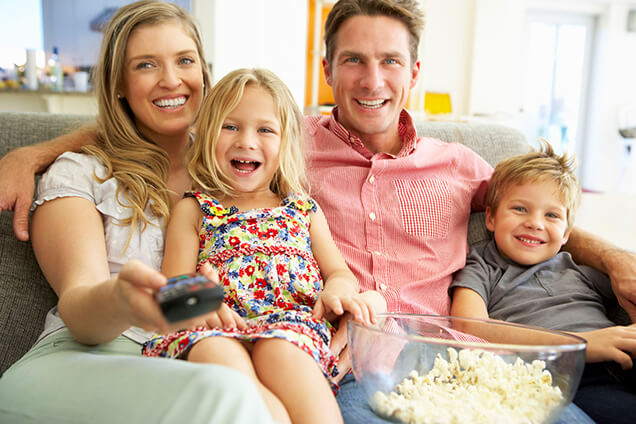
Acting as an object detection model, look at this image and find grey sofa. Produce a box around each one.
[0,111,530,375]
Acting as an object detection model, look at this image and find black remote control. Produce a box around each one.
[155,272,224,323]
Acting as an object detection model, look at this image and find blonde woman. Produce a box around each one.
[0,2,271,423]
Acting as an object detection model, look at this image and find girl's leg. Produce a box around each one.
[252,338,343,424]
[0,329,274,424]
[188,336,291,424]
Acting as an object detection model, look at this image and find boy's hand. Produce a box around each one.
[579,324,636,370]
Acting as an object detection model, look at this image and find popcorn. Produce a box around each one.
[372,347,563,424]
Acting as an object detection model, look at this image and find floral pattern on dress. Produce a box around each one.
[143,191,339,384]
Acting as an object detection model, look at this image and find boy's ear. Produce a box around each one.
[485,206,496,232]
[562,228,572,245]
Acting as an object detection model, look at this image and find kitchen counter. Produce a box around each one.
[0,89,97,115]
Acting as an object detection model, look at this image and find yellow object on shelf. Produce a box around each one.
[424,92,452,115]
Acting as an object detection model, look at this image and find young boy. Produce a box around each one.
[450,142,636,424]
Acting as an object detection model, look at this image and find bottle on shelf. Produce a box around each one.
[48,47,63,91]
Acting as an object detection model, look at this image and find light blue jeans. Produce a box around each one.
[337,374,595,424]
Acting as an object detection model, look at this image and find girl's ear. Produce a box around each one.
[485,206,495,232]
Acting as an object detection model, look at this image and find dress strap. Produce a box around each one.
[184,191,238,217]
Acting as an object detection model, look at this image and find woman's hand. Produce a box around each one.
[113,260,233,335]
[578,324,636,370]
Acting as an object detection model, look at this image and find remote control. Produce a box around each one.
[155,272,224,323]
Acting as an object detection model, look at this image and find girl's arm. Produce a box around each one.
[310,205,378,323]
[160,197,202,278]
[162,196,246,330]
[0,125,97,241]
[31,196,169,345]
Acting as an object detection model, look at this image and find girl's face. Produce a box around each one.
[215,85,282,199]
[122,21,204,145]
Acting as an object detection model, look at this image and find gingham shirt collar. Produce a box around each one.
[327,107,418,158]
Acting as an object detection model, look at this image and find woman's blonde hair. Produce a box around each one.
[486,140,581,230]
[188,68,307,199]
[83,0,211,245]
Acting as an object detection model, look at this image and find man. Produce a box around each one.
[0,1,634,422]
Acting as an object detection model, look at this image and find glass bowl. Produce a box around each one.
[348,313,586,424]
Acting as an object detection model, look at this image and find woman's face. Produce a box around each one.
[121,21,204,144]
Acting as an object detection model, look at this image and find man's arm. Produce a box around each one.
[564,227,636,321]
[0,125,97,241]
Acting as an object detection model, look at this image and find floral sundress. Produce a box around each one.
[142,191,339,382]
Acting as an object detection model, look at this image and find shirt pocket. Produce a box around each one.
[393,179,451,238]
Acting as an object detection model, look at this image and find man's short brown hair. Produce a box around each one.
[324,0,425,66]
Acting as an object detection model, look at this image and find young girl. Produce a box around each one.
[142,68,381,424]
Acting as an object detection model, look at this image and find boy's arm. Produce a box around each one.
[450,287,489,319]
[0,125,98,241]
[564,227,636,321]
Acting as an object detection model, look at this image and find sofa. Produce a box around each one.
[0,111,531,375]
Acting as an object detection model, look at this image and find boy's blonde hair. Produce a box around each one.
[486,141,581,230]
[84,0,211,245]
[188,68,307,199]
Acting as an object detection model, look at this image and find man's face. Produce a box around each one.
[322,15,420,151]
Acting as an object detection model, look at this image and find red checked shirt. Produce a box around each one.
[305,109,493,315]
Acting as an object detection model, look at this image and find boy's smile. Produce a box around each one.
[486,181,571,266]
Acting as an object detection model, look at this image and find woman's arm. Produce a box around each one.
[31,196,168,344]
[564,227,636,321]
[0,126,97,241]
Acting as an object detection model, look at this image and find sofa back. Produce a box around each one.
[0,112,529,375]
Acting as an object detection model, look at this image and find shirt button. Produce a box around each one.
[379,283,387,291]
[369,212,376,221]
[369,175,375,184]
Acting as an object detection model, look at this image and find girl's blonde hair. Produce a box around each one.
[188,68,307,199]
[83,0,211,244]
[486,140,581,230]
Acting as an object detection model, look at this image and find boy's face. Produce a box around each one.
[486,180,571,266]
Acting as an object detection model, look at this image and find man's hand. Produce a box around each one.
[604,249,636,321]
[578,324,636,370]
[0,146,38,241]
[329,312,354,384]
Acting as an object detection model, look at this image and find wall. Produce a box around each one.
[421,0,636,192]
[192,0,308,108]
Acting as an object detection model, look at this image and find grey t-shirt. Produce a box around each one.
[450,240,617,332]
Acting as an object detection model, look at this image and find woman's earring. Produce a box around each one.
[117,93,122,99]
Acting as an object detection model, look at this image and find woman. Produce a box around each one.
[0,2,272,423]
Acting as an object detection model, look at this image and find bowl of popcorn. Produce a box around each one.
[348,313,586,424]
